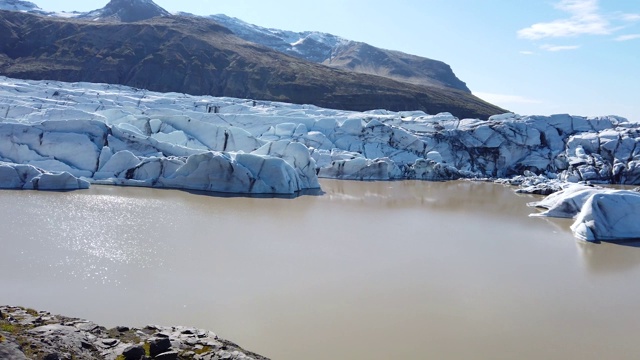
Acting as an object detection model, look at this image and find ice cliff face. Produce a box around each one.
[0,78,320,194]
[0,76,639,194]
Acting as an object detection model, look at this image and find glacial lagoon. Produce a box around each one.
[2,179,640,360]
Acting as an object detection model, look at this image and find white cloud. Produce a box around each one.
[520,50,536,55]
[621,13,640,22]
[555,0,598,16]
[474,92,542,105]
[517,0,612,39]
[540,44,581,51]
[615,34,640,41]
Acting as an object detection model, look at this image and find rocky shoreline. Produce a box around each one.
[0,305,269,360]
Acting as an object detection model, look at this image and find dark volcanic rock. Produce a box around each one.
[148,337,171,357]
[122,344,145,360]
[0,11,505,119]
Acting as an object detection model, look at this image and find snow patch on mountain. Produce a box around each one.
[0,0,43,12]
[208,14,350,62]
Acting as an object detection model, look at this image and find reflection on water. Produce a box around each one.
[578,240,640,274]
[3,188,173,285]
[2,180,640,360]
[322,179,538,216]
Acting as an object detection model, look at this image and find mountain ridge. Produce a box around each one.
[207,14,471,92]
[0,0,44,13]
[0,3,506,118]
[0,0,473,95]
[78,0,170,22]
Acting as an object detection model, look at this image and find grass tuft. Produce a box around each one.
[1,323,17,333]
[194,345,212,355]
[143,341,151,357]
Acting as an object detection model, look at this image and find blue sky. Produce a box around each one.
[40,0,639,120]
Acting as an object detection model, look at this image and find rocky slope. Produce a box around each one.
[0,9,504,119]
[0,305,269,360]
[208,14,471,92]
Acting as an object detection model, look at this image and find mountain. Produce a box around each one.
[1,1,471,94]
[0,8,504,118]
[78,0,170,22]
[0,0,44,13]
[208,14,471,92]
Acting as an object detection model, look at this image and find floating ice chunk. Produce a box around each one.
[529,183,640,241]
[571,191,640,241]
[528,184,603,218]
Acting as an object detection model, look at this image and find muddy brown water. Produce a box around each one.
[2,179,640,360]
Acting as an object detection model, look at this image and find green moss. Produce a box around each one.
[143,342,151,357]
[24,308,39,317]
[0,323,16,333]
[194,345,212,355]
[115,355,126,360]
[107,328,141,344]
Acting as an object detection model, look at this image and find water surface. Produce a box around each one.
[2,180,640,360]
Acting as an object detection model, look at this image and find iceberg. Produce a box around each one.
[529,183,640,242]
[570,191,640,242]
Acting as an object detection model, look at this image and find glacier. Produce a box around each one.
[1,76,639,240]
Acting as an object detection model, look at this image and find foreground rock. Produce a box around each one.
[0,305,269,360]
[528,184,640,242]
